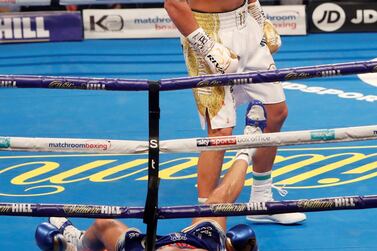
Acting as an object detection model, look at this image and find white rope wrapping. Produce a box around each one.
[161,125,377,152]
[0,125,376,154]
[0,137,148,154]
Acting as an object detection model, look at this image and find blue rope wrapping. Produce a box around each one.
[0,60,376,91]
[1,195,377,218]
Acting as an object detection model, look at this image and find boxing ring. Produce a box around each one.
[0,32,377,250]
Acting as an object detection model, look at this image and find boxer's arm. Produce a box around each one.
[226,224,258,251]
[192,158,250,230]
[247,0,265,27]
[186,28,239,74]
[247,0,281,54]
[164,0,199,36]
[35,222,68,251]
[164,0,239,74]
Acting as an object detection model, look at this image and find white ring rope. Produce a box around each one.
[161,125,377,152]
[0,137,148,154]
[1,125,376,154]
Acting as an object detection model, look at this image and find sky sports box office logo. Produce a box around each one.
[196,137,237,147]
[0,12,83,43]
[309,2,377,32]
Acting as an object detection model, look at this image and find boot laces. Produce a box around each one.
[272,184,288,197]
[244,125,262,135]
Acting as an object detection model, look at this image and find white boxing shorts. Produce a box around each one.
[181,1,286,130]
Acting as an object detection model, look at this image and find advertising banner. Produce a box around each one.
[83,6,306,39]
[0,11,83,43]
[264,5,307,35]
[308,2,377,33]
[83,8,178,39]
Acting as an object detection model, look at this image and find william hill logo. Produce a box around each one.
[0,16,50,40]
[0,145,376,196]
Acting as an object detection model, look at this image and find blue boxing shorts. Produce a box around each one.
[115,220,226,251]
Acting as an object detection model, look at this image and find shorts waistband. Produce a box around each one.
[192,2,248,30]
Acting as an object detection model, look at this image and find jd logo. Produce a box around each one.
[351,9,377,24]
[312,3,346,32]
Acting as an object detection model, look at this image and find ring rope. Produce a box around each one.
[0,136,148,154]
[1,60,376,247]
[1,195,377,219]
[161,125,377,152]
[0,60,376,91]
[159,60,377,91]
[1,124,376,154]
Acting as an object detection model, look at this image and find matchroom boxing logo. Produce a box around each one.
[312,3,346,32]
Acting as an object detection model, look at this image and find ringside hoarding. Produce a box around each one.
[264,5,307,35]
[309,2,377,33]
[0,11,83,43]
[83,5,306,39]
[83,8,179,39]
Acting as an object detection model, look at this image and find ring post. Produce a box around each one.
[144,80,160,251]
